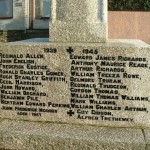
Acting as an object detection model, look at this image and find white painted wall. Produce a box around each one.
[0,0,50,30]
[0,0,29,30]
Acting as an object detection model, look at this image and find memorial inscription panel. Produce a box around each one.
[0,43,150,128]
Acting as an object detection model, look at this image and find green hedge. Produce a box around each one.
[108,0,150,11]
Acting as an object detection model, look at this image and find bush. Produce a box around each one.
[108,0,150,11]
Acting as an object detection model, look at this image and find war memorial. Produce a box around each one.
[0,0,150,149]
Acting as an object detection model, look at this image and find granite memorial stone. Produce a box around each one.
[49,0,108,42]
[0,40,150,128]
[0,0,150,149]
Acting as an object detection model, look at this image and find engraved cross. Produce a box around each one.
[66,47,74,54]
[67,110,75,116]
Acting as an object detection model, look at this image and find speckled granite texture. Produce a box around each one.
[1,40,150,128]
[0,39,150,150]
[144,130,150,150]
[49,0,107,43]
[0,119,147,150]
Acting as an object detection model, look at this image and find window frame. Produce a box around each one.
[0,0,13,19]
[40,0,50,19]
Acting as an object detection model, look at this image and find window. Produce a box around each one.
[0,0,13,18]
[41,0,51,18]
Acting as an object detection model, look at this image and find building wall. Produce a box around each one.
[108,11,150,44]
[0,0,29,30]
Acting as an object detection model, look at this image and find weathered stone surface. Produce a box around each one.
[146,145,150,150]
[0,119,146,150]
[49,0,107,42]
[144,129,150,150]
[1,0,150,150]
[0,39,150,128]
